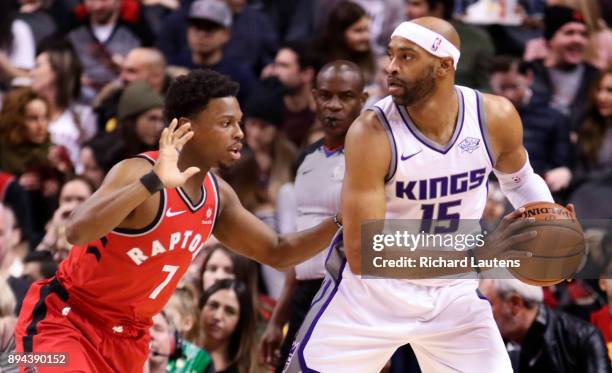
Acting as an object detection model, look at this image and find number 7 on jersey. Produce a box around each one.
[149,265,179,299]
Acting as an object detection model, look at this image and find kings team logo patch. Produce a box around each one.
[458,137,480,153]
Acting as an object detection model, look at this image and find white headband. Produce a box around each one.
[391,22,460,69]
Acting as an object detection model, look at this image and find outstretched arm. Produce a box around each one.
[66,120,199,245]
[212,179,339,270]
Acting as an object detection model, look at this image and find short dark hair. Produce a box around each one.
[280,41,323,73]
[490,55,531,76]
[24,250,58,279]
[164,69,239,122]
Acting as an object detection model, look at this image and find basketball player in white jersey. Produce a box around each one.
[283,17,571,373]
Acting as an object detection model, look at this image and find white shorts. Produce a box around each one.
[283,231,512,373]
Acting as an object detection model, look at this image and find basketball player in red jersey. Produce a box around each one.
[14,70,341,372]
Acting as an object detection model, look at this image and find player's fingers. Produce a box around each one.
[566,203,576,215]
[503,217,536,238]
[159,127,168,147]
[505,230,537,248]
[168,118,178,133]
[172,122,191,143]
[175,130,194,151]
[499,207,525,230]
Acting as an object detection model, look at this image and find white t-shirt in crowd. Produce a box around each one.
[91,23,115,43]
[8,19,36,70]
[48,105,97,173]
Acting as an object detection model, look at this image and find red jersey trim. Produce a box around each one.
[112,153,167,236]
[112,189,168,237]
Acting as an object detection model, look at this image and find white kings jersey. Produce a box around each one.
[370,86,493,285]
[371,86,493,220]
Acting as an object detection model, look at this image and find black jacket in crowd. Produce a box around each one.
[529,60,600,133]
[511,305,611,373]
[519,100,573,175]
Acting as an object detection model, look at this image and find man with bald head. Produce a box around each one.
[261,60,367,372]
[283,17,563,373]
[95,48,172,132]
[120,48,168,93]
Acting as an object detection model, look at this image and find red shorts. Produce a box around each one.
[15,277,151,372]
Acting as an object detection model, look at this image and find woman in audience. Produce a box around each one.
[0,88,51,176]
[79,134,123,189]
[115,80,165,160]
[199,279,257,373]
[576,68,612,180]
[30,39,96,172]
[199,245,259,296]
[318,1,375,84]
[0,87,73,238]
[36,176,95,261]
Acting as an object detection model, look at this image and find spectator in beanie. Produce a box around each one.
[94,47,172,133]
[114,80,164,159]
[529,5,600,132]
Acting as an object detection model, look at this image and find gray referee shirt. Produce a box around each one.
[294,140,344,280]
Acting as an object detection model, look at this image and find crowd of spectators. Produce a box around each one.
[0,0,611,372]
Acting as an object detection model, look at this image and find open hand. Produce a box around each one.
[153,119,200,188]
[476,207,537,261]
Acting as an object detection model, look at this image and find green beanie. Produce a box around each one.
[117,81,164,121]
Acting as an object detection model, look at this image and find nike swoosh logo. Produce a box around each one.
[166,209,186,217]
[301,169,314,175]
[400,150,422,161]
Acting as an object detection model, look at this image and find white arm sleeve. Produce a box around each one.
[493,152,553,209]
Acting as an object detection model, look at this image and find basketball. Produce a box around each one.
[508,202,585,286]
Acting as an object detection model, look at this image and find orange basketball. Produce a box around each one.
[507,201,585,286]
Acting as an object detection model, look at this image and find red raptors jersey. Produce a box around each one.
[56,152,220,332]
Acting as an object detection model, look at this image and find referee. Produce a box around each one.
[260,60,368,372]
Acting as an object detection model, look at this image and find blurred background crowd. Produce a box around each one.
[0,0,611,372]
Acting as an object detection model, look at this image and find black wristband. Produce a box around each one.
[467,248,481,274]
[140,171,164,194]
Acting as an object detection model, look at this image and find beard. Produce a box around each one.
[389,65,437,107]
